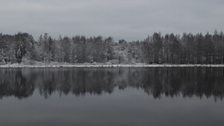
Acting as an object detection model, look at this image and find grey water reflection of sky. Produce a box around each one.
[0,0,223,40]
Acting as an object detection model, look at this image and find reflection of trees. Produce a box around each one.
[0,69,34,99]
[0,68,224,100]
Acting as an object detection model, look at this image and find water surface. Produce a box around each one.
[0,68,224,126]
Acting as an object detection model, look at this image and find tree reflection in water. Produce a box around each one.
[0,68,224,100]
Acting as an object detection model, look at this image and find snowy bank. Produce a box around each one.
[0,63,224,68]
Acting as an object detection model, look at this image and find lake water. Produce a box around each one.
[0,68,224,126]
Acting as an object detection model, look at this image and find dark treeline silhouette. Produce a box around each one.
[0,31,224,64]
[0,68,224,100]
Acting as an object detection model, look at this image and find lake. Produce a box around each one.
[0,67,224,126]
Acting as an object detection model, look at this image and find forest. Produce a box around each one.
[0,31,224,64]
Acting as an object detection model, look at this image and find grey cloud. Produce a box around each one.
[0,0,223,41]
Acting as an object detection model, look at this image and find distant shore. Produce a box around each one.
[0,63,224,68]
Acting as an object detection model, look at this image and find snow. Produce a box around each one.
[0,63,224,68]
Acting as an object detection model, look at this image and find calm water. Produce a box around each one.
[0,68,224,126]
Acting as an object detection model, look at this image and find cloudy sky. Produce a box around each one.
[0,0,223,40]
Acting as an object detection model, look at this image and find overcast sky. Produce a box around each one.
[0,0,223,40]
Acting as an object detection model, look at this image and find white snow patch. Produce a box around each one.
[0,63,224,68]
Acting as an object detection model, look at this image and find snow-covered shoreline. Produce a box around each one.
[0,63,224,68]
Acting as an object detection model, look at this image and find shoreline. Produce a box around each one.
[0,64,224,68]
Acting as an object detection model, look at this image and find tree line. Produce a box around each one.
[0,31,224,64]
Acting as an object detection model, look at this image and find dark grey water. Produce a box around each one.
[0,68,224,126]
